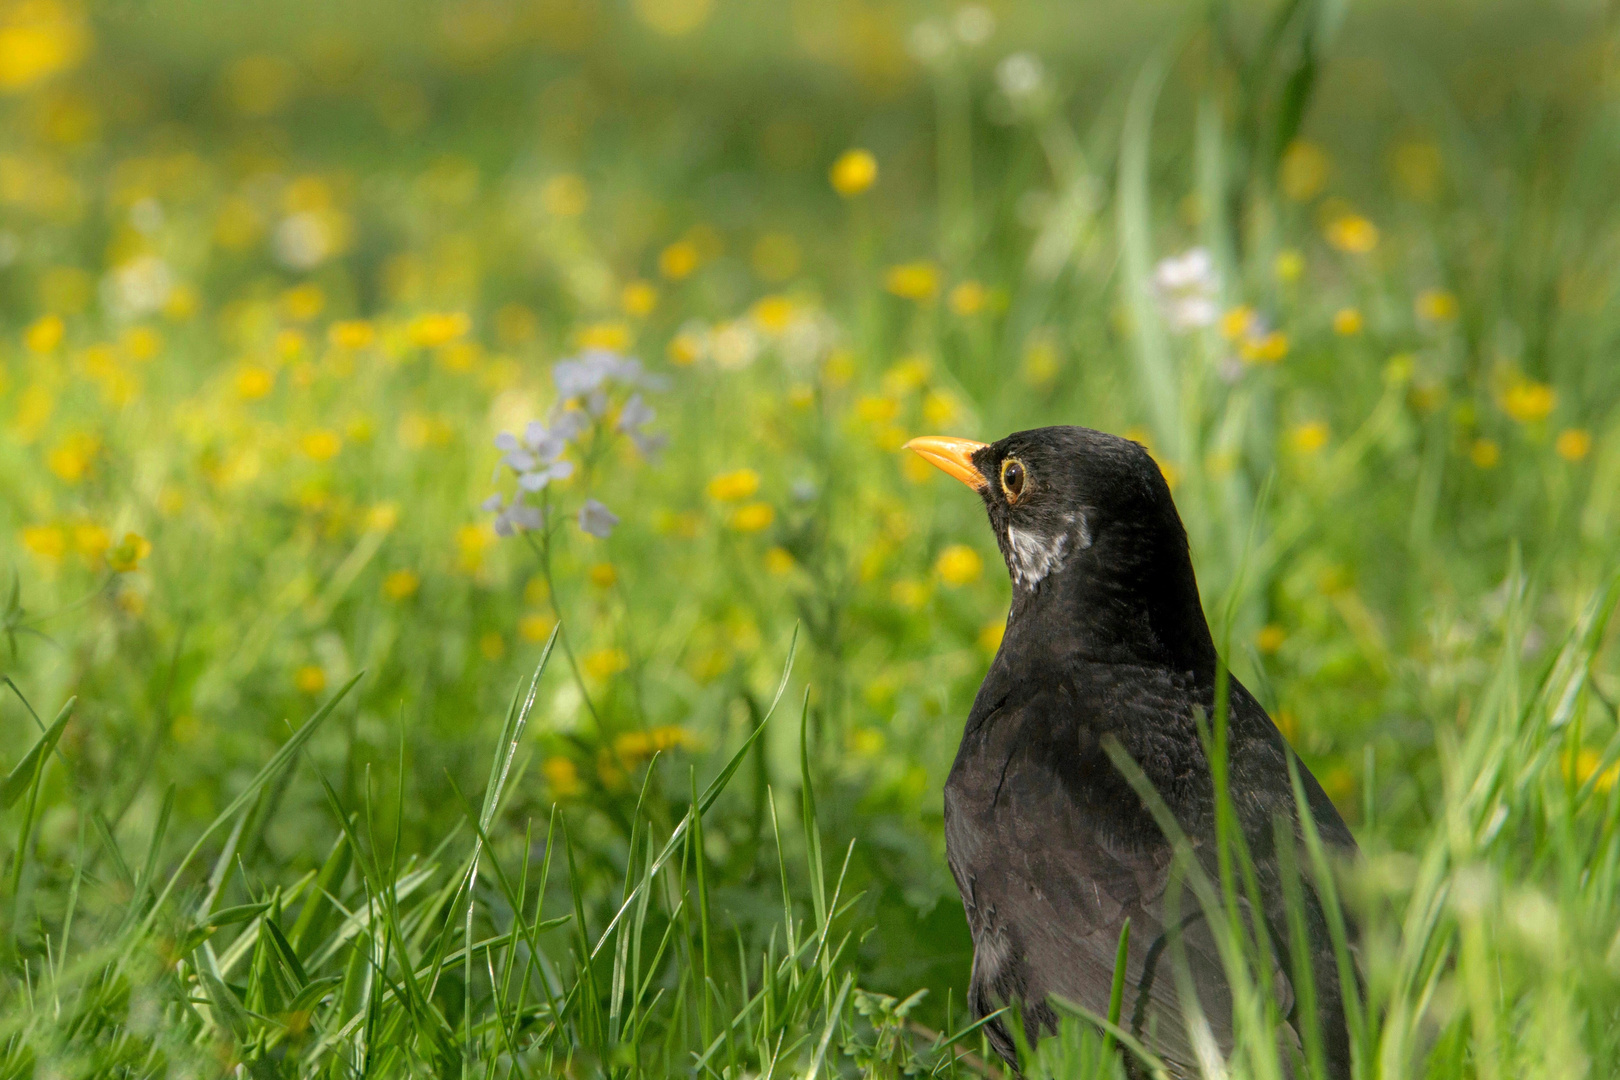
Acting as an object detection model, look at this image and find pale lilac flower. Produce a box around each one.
[485,494,543,536]
[616,394,667,459]
[578,499,618,538]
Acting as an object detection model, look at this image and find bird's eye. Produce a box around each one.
[1000,458,1026,502]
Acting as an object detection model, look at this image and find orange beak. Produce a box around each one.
[904,435,989,490]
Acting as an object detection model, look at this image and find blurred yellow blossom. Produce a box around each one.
[764,546,796,574]
[455,523,494,573]
[47,432,97,482]
[1289,421,1329,454]
[885,261,939,301]
[588,562,617,588]
[1332,308,1363,335]
[542,756,582,798]
[122,325,161,360]
[829,148,877,196]
[236,364,275,400]
[583,646,629,679]
[0,0,89,91]
[979,619,1006,653]
[1257,624,1287,654]
[295,665,327,694]
[72,522,108,561]
[1021,337,1059,385]
[1571,748,1619,793]
[407,311,470,348]
[107,532,151,572]
[300,430,342,461]
[614,725,696,761]
[280,283,325,322]
[707,468,760,502]
[329,319,376,350]
[922,389,960,428]
[1219,306,1254,341]
[751,294,794,333]
[855,395,900,424]
[891,579,932,610]
[1274,249,1305,282]
[576,321,631,351]
[1325,215,1378,254]
[633,0,714,36]
[366,502,400,531]
[1555,428,1592,462]
[1470,438,1501,469]
[1416,289,1458,322]
[1279,141,1328,202]
[949,280,986,316]
[621,280,658,316]
[519,612,556,642]
[668,327,704,365]
[823,349,855,387]
[21,523,65,561]
[729,502,775,532]
[1500,380,1555,423]
[882,355,929,395]
[935,544,983,586]
[659,240,699,280]
[542,173,589,217]
[11,382,51,439]
[1241,331,1289,365]
[383,569,420,599]
[24,314,63,354]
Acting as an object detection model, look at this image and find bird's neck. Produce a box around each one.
[1004,532,1218,677]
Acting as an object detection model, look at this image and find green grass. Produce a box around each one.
[2,0,1619,1075]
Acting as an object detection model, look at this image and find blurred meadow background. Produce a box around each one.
[2,0,1620,1075]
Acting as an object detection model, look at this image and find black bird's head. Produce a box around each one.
[906,426,1217,672]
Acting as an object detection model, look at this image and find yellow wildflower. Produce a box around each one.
[1572,748,1620,793]
[764,546,796,574]
[659,240,700,280]
[24,314,63,354]
[1555,429,1591,462]
[885,261,940,302]
[935,544,983,587]
[0,0,89,90]
[823,349,855,387]
[588,562,617,588]
[407,311,470,348]
[1415,289,1458,322]
[1325,215,1379,254]
[751,295,794,333]
[1279,141,1328,202]
[519,613,557,642]
[236,364,275,400]
[707,468,760,502]
[891,579,932,610]
[542,756,582,798]
[1241,331,1289,365]
[295,665,327,694]
[1256,624,1287,654]
[280,283,325,322]
[72,523,108,561]
[1500,380,1556,424]
[855,395,900,424]
[107,532,151,572]
[729,502,775,532]
[21,524,66,561]
[1289,421,1329,454]
[47,433,97,483]
[300,430,342,461]
[583,647,629,680]
[949,280,986,316]
[829,148,877,196]
[575,321,631,351]
[621,280,658,316]
[978,619,1006,653]
[1470,438,1501,469]
[455,523,493,573]
[1021,337,1059,385]
[122,325,161,361]
[1220,306,1255,341]
[1274,249,1305,282]
[1332,308,1363,335]
[382,569,420,600]
[922,389,960,429]
[668,327,704,365]
[329,319,376,350]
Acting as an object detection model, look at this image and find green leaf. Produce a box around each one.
[0,696,74,809]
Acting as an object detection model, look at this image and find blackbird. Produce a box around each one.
[906,426,1357,1079]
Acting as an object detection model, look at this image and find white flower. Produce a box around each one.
[954,5,995,45]
[616,393,667,459]
[1151,247,1220,332]
[494,422,576,490]
[710,321,760,370]
[996,53,1044,100]
[106,255,174,317]
[578,499,619,538]
[273,212,334,270]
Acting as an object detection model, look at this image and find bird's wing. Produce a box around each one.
[948,678,1302,1075]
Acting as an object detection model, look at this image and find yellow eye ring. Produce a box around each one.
[1000,458,1026,502]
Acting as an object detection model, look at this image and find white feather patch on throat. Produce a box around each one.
[1004,511,1090,590]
